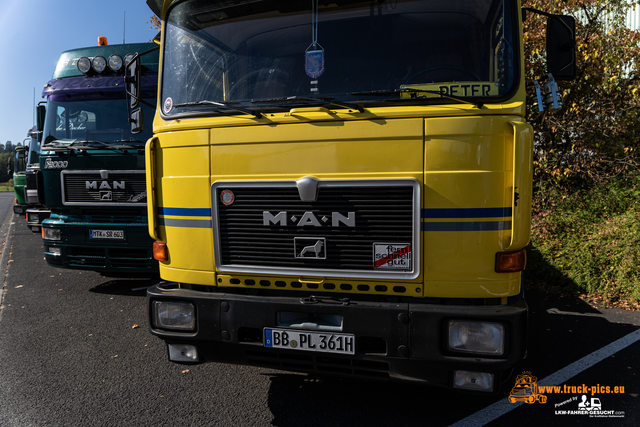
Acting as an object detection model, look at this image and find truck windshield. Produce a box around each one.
[42,95,155,147]
[161,0,517,116]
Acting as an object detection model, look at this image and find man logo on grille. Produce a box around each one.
[100,191,113,201]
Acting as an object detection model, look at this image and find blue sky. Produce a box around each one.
[0,0,158,147]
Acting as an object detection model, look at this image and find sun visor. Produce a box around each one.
[43,74,157,98]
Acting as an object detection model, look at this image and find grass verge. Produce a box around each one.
[527,172,640,309]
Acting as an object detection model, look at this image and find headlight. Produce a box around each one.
[43,228,61,241]
[92,56,107,73]
[448,321,504,355]
[153,301,196,331]
[77,57,91,74]
[108,54,123,72]
[27,213,39,223]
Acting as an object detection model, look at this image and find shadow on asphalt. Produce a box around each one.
[264,373,492,427]
[89,276,160,297]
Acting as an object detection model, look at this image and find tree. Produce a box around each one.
[523,0,640,193]
[0,152,12,182]
[148,15,161,31]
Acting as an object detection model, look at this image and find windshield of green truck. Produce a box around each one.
[42,96,155,146]
[161,0,517,116]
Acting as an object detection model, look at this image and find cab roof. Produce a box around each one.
[52,42,158,79]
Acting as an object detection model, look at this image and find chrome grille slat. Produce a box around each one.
[61,170,147,206]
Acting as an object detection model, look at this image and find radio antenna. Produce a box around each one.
[123,12,126,44]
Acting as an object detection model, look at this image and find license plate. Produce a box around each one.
[90,229,124,239]
[264,328,355,355]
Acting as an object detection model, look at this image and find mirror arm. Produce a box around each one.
[522,7,575,36]
[522,7,553,18]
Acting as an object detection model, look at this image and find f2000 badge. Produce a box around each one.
[44,159,69,169]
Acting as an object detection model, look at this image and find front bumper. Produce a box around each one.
[42,219,158,274]
[148,282,528,391]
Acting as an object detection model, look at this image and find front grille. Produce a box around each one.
[212,179,419,279]
[62,170,146,206]
[81,208,147,224]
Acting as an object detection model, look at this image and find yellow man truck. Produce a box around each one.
[141,0,575,392]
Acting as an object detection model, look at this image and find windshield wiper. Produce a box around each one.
[351,89,484,108]
[172,100,262,118]
[252,96,364,113]
[42,140,137,152]
[113,139,146,144]
[111,139,148,150]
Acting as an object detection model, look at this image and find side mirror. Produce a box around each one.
[547,15,576,81]
[126,55,142,110]
[36,104,46,135]
[7,157,13,176]
[126,55,143,134]
[130,108,144,134]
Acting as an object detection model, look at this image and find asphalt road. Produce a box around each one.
[1,191,639,426]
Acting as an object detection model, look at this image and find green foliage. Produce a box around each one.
[528,172,640,307]
[522,1,640,306]
[523,0,640,192]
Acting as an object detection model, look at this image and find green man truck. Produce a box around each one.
[24,124,50,232]
[9,142,28,214]
[38,38,160,275]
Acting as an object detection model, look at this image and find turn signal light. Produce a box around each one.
[153,241,168,262]
[495,249,526,273]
